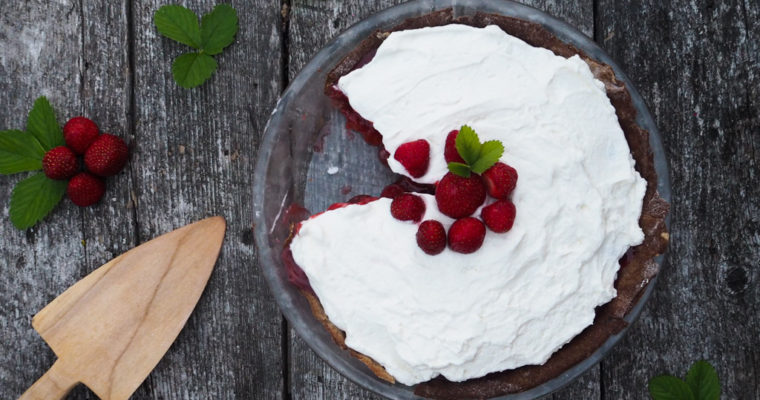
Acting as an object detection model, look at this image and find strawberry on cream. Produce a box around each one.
[290,24,646,385]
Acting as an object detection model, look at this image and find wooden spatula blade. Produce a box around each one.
[29,216,225,400]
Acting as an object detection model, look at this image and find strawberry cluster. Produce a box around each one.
[42,117,128,207]
[389,126,518,255]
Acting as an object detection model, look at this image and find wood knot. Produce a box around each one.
[724,266,749,294]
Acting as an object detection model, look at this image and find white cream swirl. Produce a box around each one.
[291,24,646,385]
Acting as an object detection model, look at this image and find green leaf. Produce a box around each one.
[649,375,696,400]
[200,4,238,55]
[455,125,481,165]
[9,172,66,230]
[686,361,720,400]
[154,5,202,49]
[26,96,63,151]
[471,140,504,174]
[448,162,471,177]
[172,52,218,88]
[0,130,45,174]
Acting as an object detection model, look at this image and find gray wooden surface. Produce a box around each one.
[0,0,757,399]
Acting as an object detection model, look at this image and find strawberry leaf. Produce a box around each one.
[0,129,45,174]
[154,5,202,49]
[448,162,471,178]
[649,376,696,400]
[200,4,238,55]
[455,125,481,165]
[471,140,504,174]
[172,52,218,88]
[9,172,66,230]
[26,96,63,151]
[685,361,720,400]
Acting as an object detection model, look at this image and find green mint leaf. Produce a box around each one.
[9,172,66,230]
[471,140,504,174]
[0,130,45,174]
[26,96,63,151]
[649,376,696,400]
[154,5,202,49]
[455,125,481,165]
[200,4,238,55]
[172,52,218,88]
[685,361,720,400]
[448,162,471,177]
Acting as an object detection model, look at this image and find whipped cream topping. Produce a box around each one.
[291,24,646,385]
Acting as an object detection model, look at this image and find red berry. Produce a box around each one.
[67,172,105,207]
[481,200,516,233]
[390,193,426,222]
[393,139,430,178]
[416,220,447,255]
[482,162,518,200]
[63,116,100,154]
[380,183,405,199]
[42,146,79,180]
[444,130,465,163]
[434,172,487,219]
[84,134,128,177]
[448,217,486,254]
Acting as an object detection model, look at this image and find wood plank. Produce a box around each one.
[596,1,760,399]
[286,1,598,399]
[0,0,87,398]
[129,0,284,398]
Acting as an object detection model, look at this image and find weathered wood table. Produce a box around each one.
[1,1,758,399]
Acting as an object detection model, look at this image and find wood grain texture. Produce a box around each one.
[596,0,760,399]
[129,0,283,398]
[287,1,601,399]
[0,0,87,397]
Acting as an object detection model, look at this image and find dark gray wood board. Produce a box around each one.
[595,1,760,399]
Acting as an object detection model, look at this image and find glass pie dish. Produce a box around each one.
[252,0,671,398]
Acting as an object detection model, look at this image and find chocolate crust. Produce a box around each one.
[316,9,670,399]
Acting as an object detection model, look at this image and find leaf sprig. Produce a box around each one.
[649,360,720,400]
[154,4,238,88]
[448,125,504,177]
[0,97,67,230]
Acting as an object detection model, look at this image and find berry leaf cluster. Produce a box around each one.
[448,125,504,177]
[0,97,66,230]
[154,4,238,88]
[649,360,720,400]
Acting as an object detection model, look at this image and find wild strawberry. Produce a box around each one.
[448,217,486,254]
[380,183,405,199]
[416,220,446,255]
[390,193,426,222]
[482,162,518,200]
[63,116,100,154]
[67,172,105,207]
[444,130,465,163]
[434,172,486,219]
[84,134,128,177]
[393,139,430,178]
[42,146,79,180]
[481,200,516,233]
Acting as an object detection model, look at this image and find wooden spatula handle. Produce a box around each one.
[19,360,78,400]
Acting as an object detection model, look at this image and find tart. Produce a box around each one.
[283,9,669,399]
